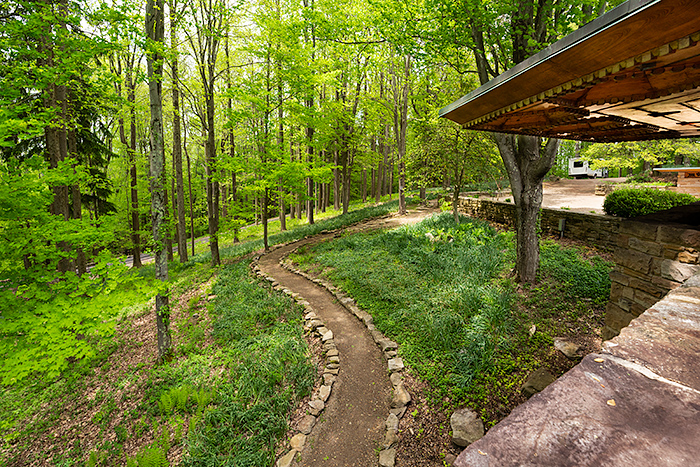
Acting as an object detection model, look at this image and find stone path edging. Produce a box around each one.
[278,244,411,467]
[249,234,411,467]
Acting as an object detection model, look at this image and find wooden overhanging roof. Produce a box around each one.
[440,0,700,142]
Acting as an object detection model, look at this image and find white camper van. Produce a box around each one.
[568,158,607,178]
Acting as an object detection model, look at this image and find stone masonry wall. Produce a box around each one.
[604,213,700,339]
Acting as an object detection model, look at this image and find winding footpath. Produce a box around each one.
[255,207,437,467]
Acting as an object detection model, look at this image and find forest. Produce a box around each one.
[2,0,699,465]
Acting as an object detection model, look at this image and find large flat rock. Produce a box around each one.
[603,284,700,391]
[454,354,700,467]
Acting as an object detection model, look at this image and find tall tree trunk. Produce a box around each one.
[146,0,172,364]
[383,125,390,198]
[205,100,220,266]
[306,147,314,225]
[362,168,367,202]
[262,189,269,251]
[333,150,340,210]
[127,75,142,268]
[169,9,188,263]
[188,0,222,266]
[278,79,287,231]
[315,181,320,211]
[495,134,559,283]
[388,157,394,200]
[68,127,86,274]
[41,1,72,273]
[225,33,239,243]
[114,51,142,268]
[184,126,195,256]
[342,150,351,214]
[392,55,410,215]
[165,186,173,261]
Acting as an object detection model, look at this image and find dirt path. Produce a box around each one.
[257,206,438,467]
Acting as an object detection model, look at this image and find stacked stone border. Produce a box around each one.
[279,246,410,467]
[604,216,700,339]
[248,248,329,467]
[250,240,410,467]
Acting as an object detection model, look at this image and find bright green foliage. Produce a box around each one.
[538,240,613,307]
[0,250,155,385]
[603,188,698,218]
[181,262,313,467]
[157,385,205,415]
[0,154,139,385]
[133,446,168,467]
[583,140,700,174]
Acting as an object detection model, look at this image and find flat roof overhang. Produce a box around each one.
[440,0,700,142]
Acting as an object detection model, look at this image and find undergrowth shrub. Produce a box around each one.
[603,187,697,217]
[127,446,168,467]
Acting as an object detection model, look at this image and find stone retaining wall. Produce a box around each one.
[450,197,700,340]
[604,204,700,339]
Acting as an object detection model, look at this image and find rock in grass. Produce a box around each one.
[521,368,556,398]
[554,338,583,360]
[290,433,306,450]
[450,408,484,447]
[383,429,399,449]
[379,338,398,352]
[323,373,336,385]
[388,357,404,372]
[321,330,334,342]
[379,448,397,467]
[304,311,318,320]
[319,385,331,401]
[386,413,399,431]
[308,399,324,416]
[297,414,316,434]
[391,383,411,408]
[276,450,296,467]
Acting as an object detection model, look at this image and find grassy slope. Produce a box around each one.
[290,212,613,426]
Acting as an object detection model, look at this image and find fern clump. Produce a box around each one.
[134,446,168,467]
[158,386,196,415]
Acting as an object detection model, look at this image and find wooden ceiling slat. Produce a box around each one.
[441,0,700,142]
